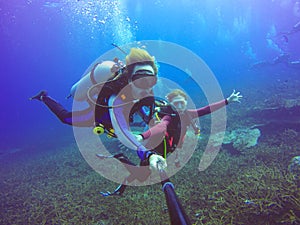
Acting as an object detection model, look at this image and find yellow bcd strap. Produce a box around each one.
[155,112,168,159]
[93,124,116,138]
[107,128,115,138]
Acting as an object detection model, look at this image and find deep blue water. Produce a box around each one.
[1,0,299,159]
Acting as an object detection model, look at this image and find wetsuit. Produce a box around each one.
[41,93,156,162]
[41,96,95,126]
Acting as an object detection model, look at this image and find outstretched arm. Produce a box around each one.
[188,90,243,118]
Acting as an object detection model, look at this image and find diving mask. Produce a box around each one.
[131,72,157,89]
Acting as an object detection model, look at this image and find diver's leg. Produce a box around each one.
[99,153,151,196]
[112,182,127,195]
[42,96,73,125]
[115,153,151,182]
[30,90,48,101]
[30,90,72,125]
[100,176,129,196]
[100,170,148,196]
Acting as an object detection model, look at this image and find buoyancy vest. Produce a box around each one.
[93,73,159,137]
[155,104,200,152]
[93,73,129,133]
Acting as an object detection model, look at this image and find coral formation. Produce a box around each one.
[223,128,261,150]
[210,128,261,154]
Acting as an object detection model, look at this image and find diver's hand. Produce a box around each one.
[134,134,143,142]
[227,90,243,103]
[149,154,167,171]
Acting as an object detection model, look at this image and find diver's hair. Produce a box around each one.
[166,89,187,102]
[125,48,158,75]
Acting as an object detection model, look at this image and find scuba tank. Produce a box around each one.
[69,60,116,101]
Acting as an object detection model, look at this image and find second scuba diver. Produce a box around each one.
[104,89,242,196]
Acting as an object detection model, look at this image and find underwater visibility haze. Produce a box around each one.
[1,0,300,224]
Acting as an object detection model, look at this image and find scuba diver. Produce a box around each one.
[137,89,242,160]
[101,89,242,196]
[31,48,167,174]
